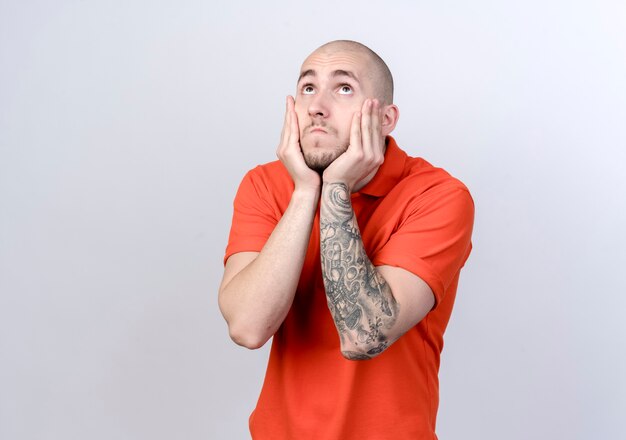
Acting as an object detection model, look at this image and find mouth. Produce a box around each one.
[308,127,328,134]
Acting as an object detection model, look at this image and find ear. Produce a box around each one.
[381,104,400,137]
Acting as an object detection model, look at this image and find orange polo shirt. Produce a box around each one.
[225,136,474,439]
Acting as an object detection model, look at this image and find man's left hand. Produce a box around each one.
[322,98,385,192]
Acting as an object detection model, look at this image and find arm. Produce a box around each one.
[320,99,435,359]
[320,182,434,359]
[218,96,320,349]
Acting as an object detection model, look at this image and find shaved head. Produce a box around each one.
[309,40,394,104]
[294,40,400,172]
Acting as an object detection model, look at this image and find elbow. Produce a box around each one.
[340,342,389,361]
[341,349,373,361]
[227,322,271,350]
[219,297,269,350]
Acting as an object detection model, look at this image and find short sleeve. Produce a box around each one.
[372,186,474,307]
[223,168,281,265]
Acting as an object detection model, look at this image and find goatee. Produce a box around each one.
[302,140,349,172]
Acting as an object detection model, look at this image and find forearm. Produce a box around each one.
[320,182,399,359]
[219,188,319,348]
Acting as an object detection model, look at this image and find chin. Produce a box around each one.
[303,152,336,172]
[303,147,347,172]
[300,135,348,170]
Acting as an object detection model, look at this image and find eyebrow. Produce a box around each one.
[297,69,360,84]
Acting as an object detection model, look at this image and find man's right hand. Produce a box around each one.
[276,96,321,192]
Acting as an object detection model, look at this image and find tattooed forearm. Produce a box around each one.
[320,182,399,359]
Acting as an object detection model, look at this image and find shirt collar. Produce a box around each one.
[357,136,407,197]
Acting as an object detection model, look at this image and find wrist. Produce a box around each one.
[292,170,321,193]
[292,184,321,202]
[322,177,352,193]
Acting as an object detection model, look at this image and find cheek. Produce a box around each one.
[340,110,358,130]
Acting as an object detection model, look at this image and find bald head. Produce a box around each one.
[306,40,394,104]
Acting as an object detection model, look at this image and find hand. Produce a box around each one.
[322,98,385,192]
[276,95,321,192]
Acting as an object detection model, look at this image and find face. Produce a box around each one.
[295,49,377,171]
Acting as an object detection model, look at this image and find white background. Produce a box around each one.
[1,1,625,439]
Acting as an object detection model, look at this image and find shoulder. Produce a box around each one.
[236,160,294,208]
[244,160,291,184]
[393,152,473,207]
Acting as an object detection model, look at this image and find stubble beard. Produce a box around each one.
[302,146,347,172]
[301,130,349,172]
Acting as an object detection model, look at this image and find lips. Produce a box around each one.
[308,127,328,134]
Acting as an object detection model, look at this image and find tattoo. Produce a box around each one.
[341,351,372,361]
[320,182,398,358]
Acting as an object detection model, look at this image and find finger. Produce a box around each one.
[371,99,381,139]
[360,99,373,156]
[278,96,290,156]
[350,109,362,153]
[371,99,382,157]
[288,96,300,146]
[284,95,290,124]
[284,96,292,147]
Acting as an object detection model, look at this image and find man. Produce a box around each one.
[219,40,474,439]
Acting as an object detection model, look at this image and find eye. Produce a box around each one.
[302,85,315,95]
[338,84,353,95]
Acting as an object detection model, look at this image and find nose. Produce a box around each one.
[307,92,329,119]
